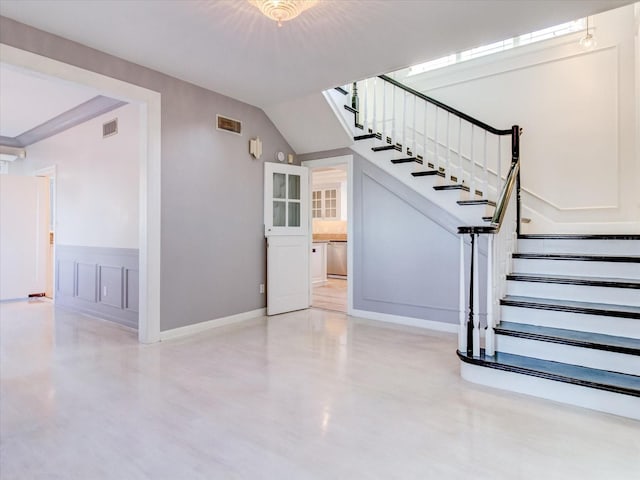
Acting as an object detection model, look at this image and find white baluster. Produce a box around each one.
[445,112,451,177]
[470,125,475,197]
[485,234,495,356]
[473,234,480,357]
[496,136,502,203]
[391,85,396,145]
[412,95,417,157]
[483,131,488,199]
[363,79,369,133]
[402,90,407,154]
[457,118,462,182]
[434,107,439,171]
[372,78,378,137]
[459,235,466,352]
[423,101,428,166]
[382,81,387,143]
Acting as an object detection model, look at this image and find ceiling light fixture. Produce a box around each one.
[249,0,317,27]
[579,16,597,50]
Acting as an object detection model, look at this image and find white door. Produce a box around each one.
[264,162,309,316]
[0,175,50,300]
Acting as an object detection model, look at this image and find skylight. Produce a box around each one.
[408,19,586,76]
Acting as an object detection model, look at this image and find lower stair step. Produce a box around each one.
[458,349,640,419]
[457,199,496,207]
[495,321,640,375]
[391,157,418,164]
[500,295,640,320]
[495,321,640,356]
[506,274,640,306]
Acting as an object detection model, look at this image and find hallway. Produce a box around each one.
[1,301,638,479]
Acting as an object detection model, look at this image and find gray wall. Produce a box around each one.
[56,246,139,329]
[1,17,294,331]
[300,148,486,326]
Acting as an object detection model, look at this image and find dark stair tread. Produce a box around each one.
[334,86,349,95]
[500,295,640,319]
[372,145,399,152]
[434,184,470,192]
[482,216,493,222]
[457,349,640,396]
[495,321,640,355]
[343,105,358,114]
[457,199,497,207]
[513,253,640,263]
[354,133,377,141]
[519,234,640,240]
[391,157,418,164]
[506,273,640,289]
[412,170,445,178]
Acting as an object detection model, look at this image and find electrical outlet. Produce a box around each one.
[103,286,108,297]
[259,284,265,294]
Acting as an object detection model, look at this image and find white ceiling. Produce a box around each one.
[0,0,632,109]
[0,63,101,137]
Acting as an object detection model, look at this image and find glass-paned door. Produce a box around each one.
[264,162,310,316]
[264,163,308,236]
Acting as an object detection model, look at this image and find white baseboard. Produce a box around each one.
[350,308,458,333]
[160,308,266,341]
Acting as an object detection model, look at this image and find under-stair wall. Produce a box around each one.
[299,148,487,330]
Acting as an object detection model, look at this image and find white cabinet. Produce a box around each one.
[311,242,327,285]
[312,182,346,221]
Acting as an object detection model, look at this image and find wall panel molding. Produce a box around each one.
[56,245,138,329]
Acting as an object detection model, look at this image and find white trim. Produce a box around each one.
[0,43,162,344]
[302,154,354,315]
[350,308,458,333]
[160,308,266,341]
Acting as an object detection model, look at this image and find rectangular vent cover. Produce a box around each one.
[216,114,242,135]
[103,119,118,138]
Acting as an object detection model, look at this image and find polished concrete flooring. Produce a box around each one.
[1,300,639,479]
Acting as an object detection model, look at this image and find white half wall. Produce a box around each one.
[11,102,140,248]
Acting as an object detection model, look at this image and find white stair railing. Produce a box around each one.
[349,75,513,200]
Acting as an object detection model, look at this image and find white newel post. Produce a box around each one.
[485,234,495,356]
[472,234,480,357]
[459,235,466,352]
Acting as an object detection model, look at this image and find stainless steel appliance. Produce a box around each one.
[327,241,347,277]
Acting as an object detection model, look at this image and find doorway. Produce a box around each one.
[302,155,353,315]
[35,166,56,299]
[2,44,161,343]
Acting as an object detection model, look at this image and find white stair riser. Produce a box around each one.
[500,305,640,339]
[506,281,640,307]
[496,335,640,376]
[512,258,640,279]
[460,362,640,420]
[518,238,640,255]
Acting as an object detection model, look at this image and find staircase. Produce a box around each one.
[459,234,640,419]
[329,78,640,420]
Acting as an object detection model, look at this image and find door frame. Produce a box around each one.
[34,165,56,300]
[1,44,162,344]
[302,154,353,315]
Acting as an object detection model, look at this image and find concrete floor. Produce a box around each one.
[1,300,639,479]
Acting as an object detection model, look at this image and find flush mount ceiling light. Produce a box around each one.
[249,0,318,27]
[579,16,597,50]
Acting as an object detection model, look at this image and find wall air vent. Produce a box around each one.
[216,114,242,135]
[103,118,118,138]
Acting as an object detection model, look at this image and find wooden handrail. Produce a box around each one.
[379,74,513,136]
